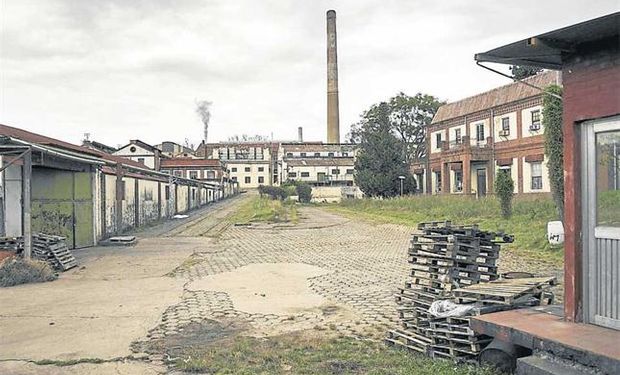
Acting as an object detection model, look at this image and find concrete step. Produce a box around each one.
[517,354,601,375]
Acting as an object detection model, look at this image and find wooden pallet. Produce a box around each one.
[452,276,556,305]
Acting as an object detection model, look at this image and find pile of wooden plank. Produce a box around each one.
[386,221,513,362]
[0,234,76,271]
[32,233,77,271]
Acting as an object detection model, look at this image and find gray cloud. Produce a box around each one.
[1,0,617,146]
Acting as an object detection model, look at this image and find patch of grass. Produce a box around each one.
[0,257,57,287]
[33,358,107,366]
[229,196,299,224]
[174,333,498,374]
[326,195,563,266]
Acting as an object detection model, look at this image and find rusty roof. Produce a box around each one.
[431,71,561,124]
[160,158,223,168]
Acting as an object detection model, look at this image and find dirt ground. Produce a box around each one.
[0,193,563,374]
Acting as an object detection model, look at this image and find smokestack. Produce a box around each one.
[326,10,340,144]
[298,126,304,143]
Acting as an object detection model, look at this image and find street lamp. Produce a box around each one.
[398,175,406,197]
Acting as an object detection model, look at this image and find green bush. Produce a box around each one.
[495,170,514,218]
[258,185,288,200]
[0,257,57,287]
[295,182,313,203]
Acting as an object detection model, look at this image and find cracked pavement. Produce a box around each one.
[0,193,561,374]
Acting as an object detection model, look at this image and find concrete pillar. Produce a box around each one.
[442,163,450,194]
[326,10,340,143]
[21,150,32,258]
[463,158,471,195]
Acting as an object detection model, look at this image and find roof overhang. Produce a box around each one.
[475,12,619,69]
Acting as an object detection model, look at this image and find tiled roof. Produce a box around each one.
[432,71,561,124]
[160,158,222,168]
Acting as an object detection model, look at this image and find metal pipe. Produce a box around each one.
[476,61,563,101]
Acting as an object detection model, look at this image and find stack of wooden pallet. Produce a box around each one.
[0,237,24,252]
[32,233,77,271]
[387,221,512,362]
[0,234,76,271]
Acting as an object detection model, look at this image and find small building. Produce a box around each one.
[279,143,356,186]
[155,141,196,158]
[423,71,561,196]
[471,12,619,374]
[113,139,164,170]
[160,158,235,199]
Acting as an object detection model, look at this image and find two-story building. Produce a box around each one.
[159,158,234,198]
[421,71,561,196]
[279,143,356,186]
[198,142,277,189]
[112,139,164,170]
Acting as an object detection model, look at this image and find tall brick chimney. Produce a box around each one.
[326,10,340,144]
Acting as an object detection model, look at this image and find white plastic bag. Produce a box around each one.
[428,300,474,318]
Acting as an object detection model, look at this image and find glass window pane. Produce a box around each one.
[596,130,620,226]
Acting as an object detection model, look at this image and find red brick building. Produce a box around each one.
[418,71,561,197]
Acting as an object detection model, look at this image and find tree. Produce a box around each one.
[543,84,564,220]
[228,134,270,142]
[495,170,514,218]
[509,65,543,80]
[295,182,312,203]
[353,102,417,198]
[349,92,444,164]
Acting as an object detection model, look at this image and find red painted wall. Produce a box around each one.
[562,49,620,322]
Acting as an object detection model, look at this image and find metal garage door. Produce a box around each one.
[582,115,620,330]
[31,167,94,249]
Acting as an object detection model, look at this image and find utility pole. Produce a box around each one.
[399,175,406,197]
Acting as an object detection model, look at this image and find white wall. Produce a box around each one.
[469,119,490,146]
[228,162,271,188]
[113,144,156,169]
[448,124,466,145]
[521,105,544,138]
[493,112,518,142]
[522,156,551,193]
[430,129,446,154]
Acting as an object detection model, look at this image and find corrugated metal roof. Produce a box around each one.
[160,158,222,168]
[431,71,560,124]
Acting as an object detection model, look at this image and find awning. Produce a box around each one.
[474,12,619,69]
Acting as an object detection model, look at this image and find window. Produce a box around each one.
[288,172,297,178]
[258,176,264,184]
[189,171,198,179]
[435,172,442,193]
[244,167,251,172]
[231,167,237,172]
[476,123,485,142]
[129,146,136,153]
[596,130,620,226]
[173,170,183,178]
[454,128,462,143]
[343,152,348,157]
[286,152,293,157]
[300,152,306,157]
[531,162,543,190]
[231,176,237,182]
[164,186,170,200]
[206,171,215,179]
[314,152,321,157]
[454,171,463,192]
[530,110,541,131]
[258,167,264,172]
[346,169,354,175]
[436,133,442,148]
[137,157,145,164]
[301,172,310,177]
[331,169,340,175]
[501,117,510,132]
[328,152,335,157]
[244,176,251,184]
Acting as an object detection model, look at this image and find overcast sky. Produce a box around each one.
[0,1,617,148]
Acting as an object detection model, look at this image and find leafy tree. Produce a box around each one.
[349,93,444,164]
[295,182,312,203]
[495,170,514,218]
[509,65,543,80]
[543,84,564,220]
[228,134,270,142]
[353,103,417,197]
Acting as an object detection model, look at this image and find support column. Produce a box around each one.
[463,157,471,195]
[442,163,450,194]
[115,165,124,234]
[22,149,32,259]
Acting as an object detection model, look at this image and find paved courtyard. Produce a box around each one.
[0,194,561,374]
